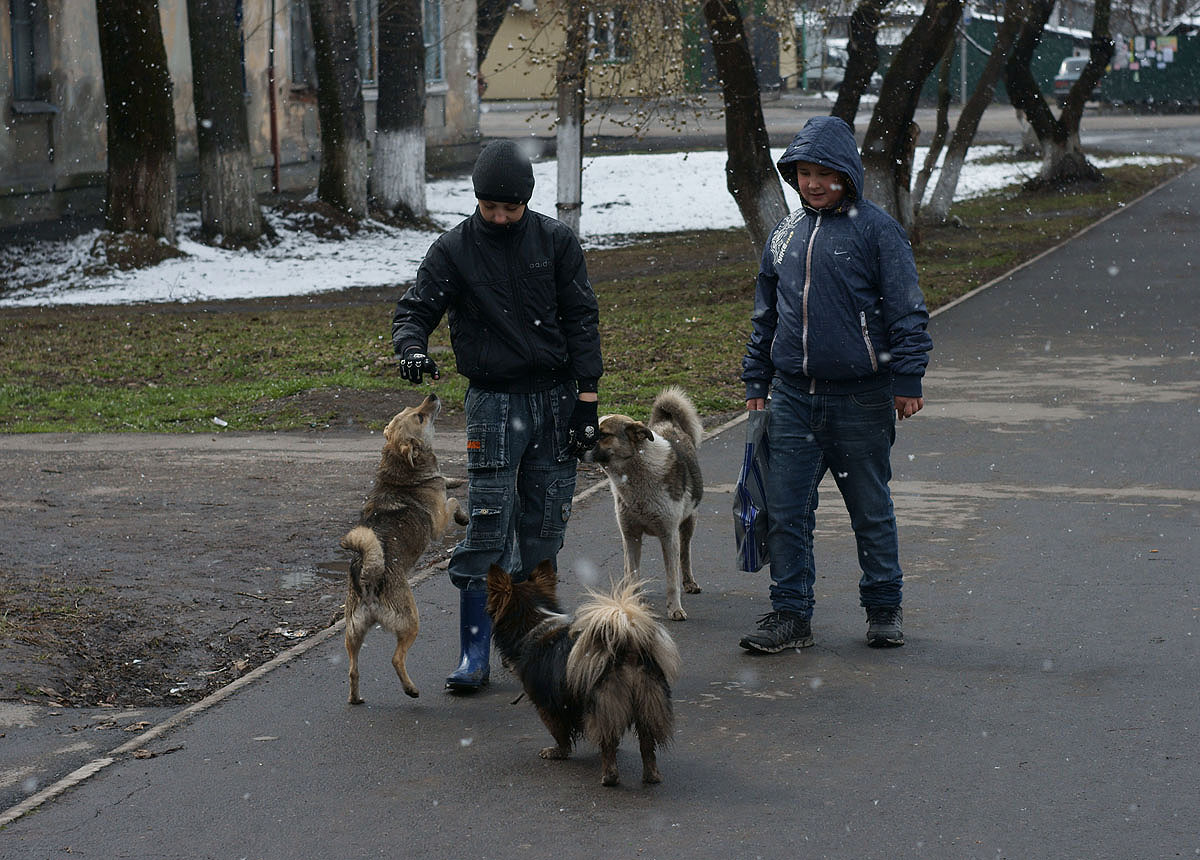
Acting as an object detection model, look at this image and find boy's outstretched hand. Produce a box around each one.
[895,396,924,421]
[398,349,440,384]
[567,398,599,456]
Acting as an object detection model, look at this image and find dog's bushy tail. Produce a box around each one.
[566,578,682,695]
[340,525,385,597]
[650,386,703,449]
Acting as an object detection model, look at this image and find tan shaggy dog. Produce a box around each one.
[582,386,704,621]
[340,393,467,704]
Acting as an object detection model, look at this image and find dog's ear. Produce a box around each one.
[486,564,512,595]
[626,423,654,445]
[382,413,402,446]
[528,560,558,594]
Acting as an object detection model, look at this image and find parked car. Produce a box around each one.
[805,45,848,92]
[1053,55,1103,106]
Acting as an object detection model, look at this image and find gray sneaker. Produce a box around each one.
[739,611,814,653]
[866,606,904,647]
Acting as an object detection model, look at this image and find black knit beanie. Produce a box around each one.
[472,140,535,204]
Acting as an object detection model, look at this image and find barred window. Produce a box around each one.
[589,8,632,63]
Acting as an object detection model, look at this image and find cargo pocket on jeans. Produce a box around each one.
[539,477,574,540]
[463,486,509,550]
[465,389,509,470]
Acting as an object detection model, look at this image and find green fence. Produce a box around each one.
[1101,32,1200,108]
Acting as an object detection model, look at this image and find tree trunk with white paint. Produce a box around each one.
[860,0,963,230]
[703,0,788,256]
[556,2,588,236]
[1005,0,1112,186]
[186,0,266,246]
[309,0,369,219]
[372,0,426,218]
[95,0,177,242]
[925,0,1025,222]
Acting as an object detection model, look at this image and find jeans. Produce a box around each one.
[448,383,579,591]
[764,377,902,618]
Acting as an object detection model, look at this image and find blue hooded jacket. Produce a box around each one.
[742,116,931,400]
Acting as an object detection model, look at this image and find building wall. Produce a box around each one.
[1,0,479,229]
[481,1,794,101]
[480,4,687,101]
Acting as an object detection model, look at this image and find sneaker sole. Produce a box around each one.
[866,635,904,648]
[739,636,815,654]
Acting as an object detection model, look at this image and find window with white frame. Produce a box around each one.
[589,7,632,63]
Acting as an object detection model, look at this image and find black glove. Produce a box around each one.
[398,348,439,384]
[567,398,599,457]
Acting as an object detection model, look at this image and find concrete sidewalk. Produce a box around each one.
[2,168,1198,858]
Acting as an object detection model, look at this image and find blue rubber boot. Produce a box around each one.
[445,588,491,692]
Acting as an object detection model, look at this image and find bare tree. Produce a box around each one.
[860,0,964,230]
[1006,0,1114,186]
[912,39,955,211]
[702,0,788,254]
[186,0,267,246]
[556,1,589,235]
[925,0,1026,222]
[372,0,426,218]
[95,0,177,242]
[832,0,892,126]
[309,0,369,218]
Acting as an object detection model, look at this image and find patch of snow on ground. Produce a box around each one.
[0,147,1177,308]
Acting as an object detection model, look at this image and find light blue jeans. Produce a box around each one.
[765,377,903,618]
[448,383,578,591]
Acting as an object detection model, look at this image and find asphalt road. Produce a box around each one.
[477,91,1200,156]
[2,126,1198,858]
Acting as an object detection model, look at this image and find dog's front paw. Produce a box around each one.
[642,767,663,785]
[669,607,688,621]
[602,768,621,787]
[684,582,702,594]
[349,695,365,705]
[539,745,570,760]
[405,687,420,699]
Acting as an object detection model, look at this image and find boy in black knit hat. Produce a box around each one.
[392,139,603,692]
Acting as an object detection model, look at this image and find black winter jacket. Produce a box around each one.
[392,209,602,393]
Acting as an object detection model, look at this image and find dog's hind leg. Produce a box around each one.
[637,730,662,785]
[599,737,621,787]
[345,612,368,705]
[679,514,701,595]
[389,626,420,698]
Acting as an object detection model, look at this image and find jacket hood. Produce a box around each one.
[776,116,864,203]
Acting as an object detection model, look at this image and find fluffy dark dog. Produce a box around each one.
[486,560,681,786]
[340,393,467,704]
[582,386,704,620]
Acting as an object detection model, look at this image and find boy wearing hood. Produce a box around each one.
[392,140,603,691]
[739,116,932,653]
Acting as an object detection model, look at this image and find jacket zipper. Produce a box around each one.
[859,311,879,371]
[504,229,539,364]
[802,214,821,393]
